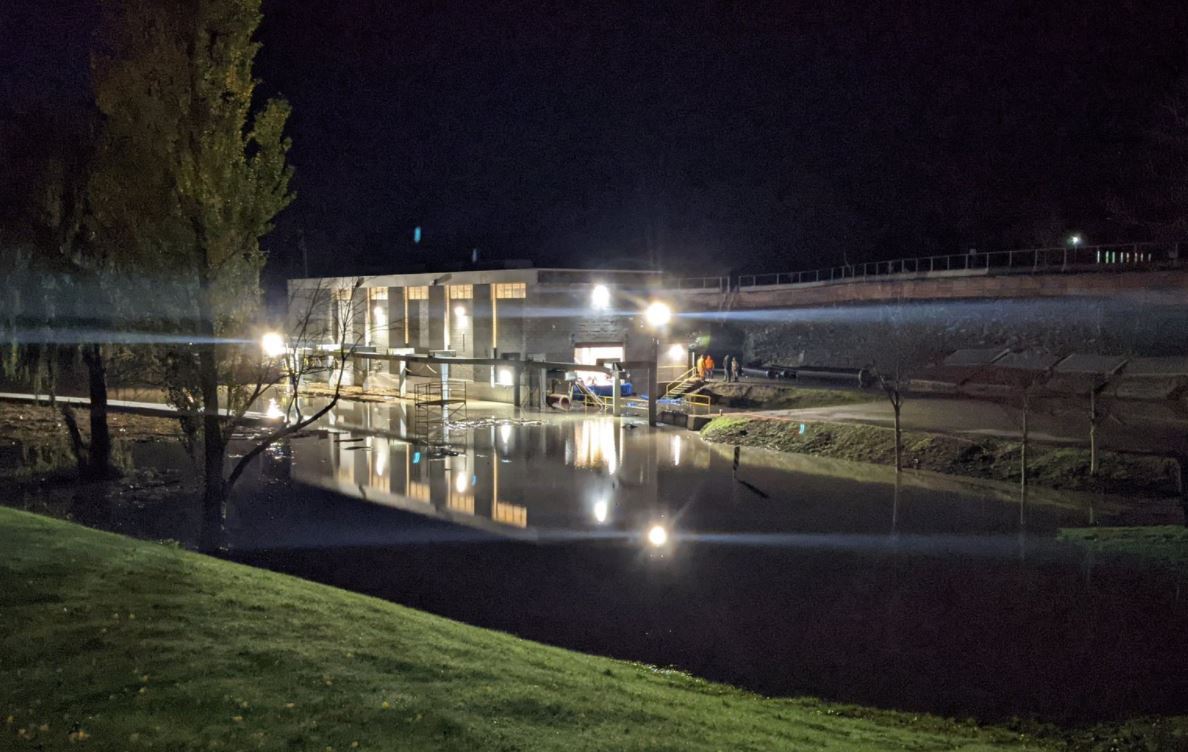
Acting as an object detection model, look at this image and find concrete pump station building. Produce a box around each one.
[286,267,695,407]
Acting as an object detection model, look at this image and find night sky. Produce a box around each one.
[5,0,1188,279]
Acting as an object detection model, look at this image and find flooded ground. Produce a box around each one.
[222,398,1188,722]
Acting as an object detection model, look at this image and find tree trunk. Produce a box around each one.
[1020,394,1029,495]
[81,343,113,480]
[1088,389,1098,476]
[1176,455,1188,529]
[195,275,226,552]
[198,339,225,552]
[893,397,902,473]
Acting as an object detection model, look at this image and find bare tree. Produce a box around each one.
[220,278,364,494]
[873,362,908,474]
[866,298,935,473]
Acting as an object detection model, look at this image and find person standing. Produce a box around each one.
[723,355,732,381]
[731,356,741,382]
[696,354,706,380]
[705,353,716,380]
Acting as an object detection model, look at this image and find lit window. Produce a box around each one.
[406,285,429,300]
[448,284,473,299]
[494,282,527,299]
[368,287,388,302]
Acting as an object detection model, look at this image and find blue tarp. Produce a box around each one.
[586,382,634,397]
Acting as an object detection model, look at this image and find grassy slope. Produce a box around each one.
[1059,526,1188,567]
[700,416,1179,498]
[0,508,1055,752]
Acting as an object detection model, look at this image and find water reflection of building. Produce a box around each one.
[299,408,718,540]
[297,425,528,533]
[570,418,621,474]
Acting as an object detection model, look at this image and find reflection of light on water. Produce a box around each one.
[499,423,512,444]
[573,420,619,474]
[374,439,387,476]
[265,398,284,420]
[593,498,609,523]
[407,481,431,502]
[670,434,682,467]
[454,470,468,494]
[647,524,668,547]
[492,500,528,527]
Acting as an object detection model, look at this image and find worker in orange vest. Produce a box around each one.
[704,353,716,380]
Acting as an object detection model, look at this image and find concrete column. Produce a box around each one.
[612,368,621,417]
[388,286,406,347]
[648,369,658,427]
[513,363,522,409]
[472,284,494,382]
[538,367,548,410]
[428,285,446,351]
[349,286,366,346]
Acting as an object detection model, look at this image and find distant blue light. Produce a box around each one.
[413,226,422,244]
[412,451,422,464]
[799,423,806,435]
[471,474,477,486]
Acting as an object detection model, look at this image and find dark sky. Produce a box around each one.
[5,1,1188,278]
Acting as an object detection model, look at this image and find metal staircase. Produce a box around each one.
[571,379,608,411]
[662,367,702,400]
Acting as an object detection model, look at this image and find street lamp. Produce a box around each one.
[261,331,285,359]
[591,284,611,310]
[647,524,668,547]
[645,301,672,328]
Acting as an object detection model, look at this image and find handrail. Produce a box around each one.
[665,242,1180,292]
[734,242,1180,290]
[681,393,711,415]
[662,275,729,292]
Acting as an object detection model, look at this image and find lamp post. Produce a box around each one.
[644,302,672,427]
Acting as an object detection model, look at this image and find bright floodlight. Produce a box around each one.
[645,301,672,328]
[647,524,668,547]
[261,332,285,358]
[593,498,608,524]
[454,305,467,317]
[591,284,611,310]
[667,344,685,361]
[1070,234,1082,246]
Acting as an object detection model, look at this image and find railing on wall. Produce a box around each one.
[669,242,1181,292]
[663,275,730,292]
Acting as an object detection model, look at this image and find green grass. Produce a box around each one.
[701,416,1180,498]
[1059,526,1188,567]
[0,507,1074,752]
[701,383,872,410]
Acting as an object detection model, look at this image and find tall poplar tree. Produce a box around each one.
[90,0,294,549]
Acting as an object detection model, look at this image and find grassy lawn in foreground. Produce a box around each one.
[0,507,1069,752]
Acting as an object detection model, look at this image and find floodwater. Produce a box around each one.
[226,398,1188,722]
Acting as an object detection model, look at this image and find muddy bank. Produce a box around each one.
[701,414,1181,499]
[0,402,201,543]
